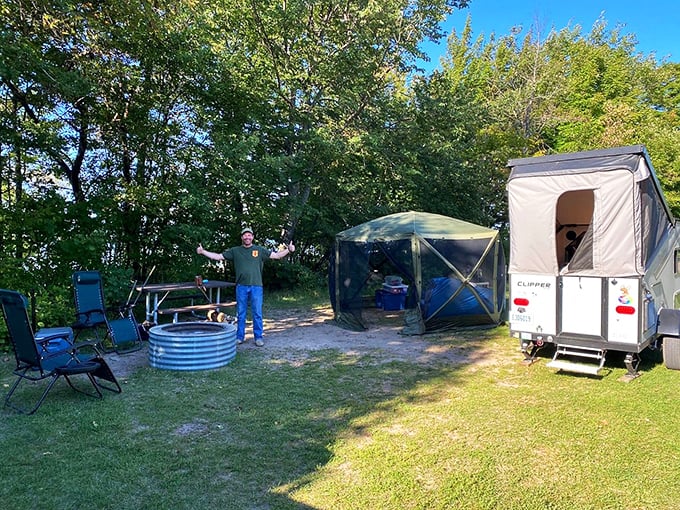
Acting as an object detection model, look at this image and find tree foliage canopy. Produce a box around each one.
[1,1,679,325]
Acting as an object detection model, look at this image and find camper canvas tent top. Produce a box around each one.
[506,145,680,376]
[330,211,506,334]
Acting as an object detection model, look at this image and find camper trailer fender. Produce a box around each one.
[656,308,680,338]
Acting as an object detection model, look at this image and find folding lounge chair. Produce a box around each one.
[0,289,122,415]
[72,271,109,347]
[107,314,145,354]
[72,270,143,354]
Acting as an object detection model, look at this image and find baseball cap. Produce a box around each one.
[241,227,254,235]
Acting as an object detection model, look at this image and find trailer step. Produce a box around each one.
[546,344,607,375]
[545,359,603,375]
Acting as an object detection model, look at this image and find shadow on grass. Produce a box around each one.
[0,313,667,509]
[0,319,497,509]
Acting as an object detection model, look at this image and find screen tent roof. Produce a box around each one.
[336,211,497,242]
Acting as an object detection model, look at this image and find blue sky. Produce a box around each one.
[420,0,680,72]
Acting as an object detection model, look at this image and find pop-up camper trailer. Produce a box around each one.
[507,145,680,377]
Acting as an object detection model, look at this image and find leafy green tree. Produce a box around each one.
[4,0,680,326]
[0,1,241,279]
[202,0,471,243]
[429,14,680,227]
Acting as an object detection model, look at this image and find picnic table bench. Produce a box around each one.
[157,301,237,322]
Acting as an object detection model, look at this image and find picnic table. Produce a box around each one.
[135,280,236,323]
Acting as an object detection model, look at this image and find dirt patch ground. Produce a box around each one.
[105,306,482,378]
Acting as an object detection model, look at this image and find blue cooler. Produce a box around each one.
[34,327,74,353]
[381,284,408,310]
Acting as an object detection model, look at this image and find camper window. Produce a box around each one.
[555,189,594,270]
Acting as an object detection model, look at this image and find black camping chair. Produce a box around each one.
[72,270,143,354]
[0,289,122,415]
[72,271,109,347]
[107,314,145,354]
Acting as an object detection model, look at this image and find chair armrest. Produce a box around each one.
[41,344,78,361]
[36,332,73,344]
[114,303,137,317]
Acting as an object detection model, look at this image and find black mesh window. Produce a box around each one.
[556,189,594,272]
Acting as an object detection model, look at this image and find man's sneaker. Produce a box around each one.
[255,338,264,347]
[237,338,244,345]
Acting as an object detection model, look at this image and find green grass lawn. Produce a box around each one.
[1,298,680,509]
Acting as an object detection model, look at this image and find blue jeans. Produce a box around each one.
[235,285,263,341]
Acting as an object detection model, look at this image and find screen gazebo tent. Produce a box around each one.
[330,211,506,334]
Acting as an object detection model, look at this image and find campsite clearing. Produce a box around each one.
[2,301,679,510]
[106,306,480,377]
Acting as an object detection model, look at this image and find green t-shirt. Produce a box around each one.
[222,245,271,286]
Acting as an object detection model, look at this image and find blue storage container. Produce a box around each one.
[382,283,408,294]
[382,292,406,310]
[34,327,74,353]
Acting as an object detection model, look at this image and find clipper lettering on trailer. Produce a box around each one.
[516,281,552,288]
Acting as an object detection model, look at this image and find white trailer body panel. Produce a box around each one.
[509,274,556,337]
[607,277,641,344]
[560,276,602,336]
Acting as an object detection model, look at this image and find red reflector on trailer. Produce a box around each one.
[514,298,529,306]
[616,305,635,315]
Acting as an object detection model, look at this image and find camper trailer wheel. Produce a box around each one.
[662,336,680,370]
